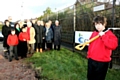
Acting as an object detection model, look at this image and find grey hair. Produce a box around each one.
[55,20,59,23]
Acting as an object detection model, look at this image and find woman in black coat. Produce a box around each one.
[34,20,45,52]
[2,20,11,58]
[54,20,62,50]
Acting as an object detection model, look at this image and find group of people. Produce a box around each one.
[2,16,62,62]
[2,15,118,80]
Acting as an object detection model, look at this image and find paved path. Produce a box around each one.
[0,42,37,80]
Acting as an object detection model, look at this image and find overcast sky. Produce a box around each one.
[0,0,119,22]
[0,0,76,21]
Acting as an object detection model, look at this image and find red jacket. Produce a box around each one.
[87,30,118,62]
[7,34,19,46]
[19,32,29,41]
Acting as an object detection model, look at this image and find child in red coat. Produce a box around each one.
[87,16,118,80]
[19,27,28,58]
[7,29,19,62]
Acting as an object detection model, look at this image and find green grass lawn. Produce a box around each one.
[25,48,120,80]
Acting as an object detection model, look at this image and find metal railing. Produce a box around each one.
[42,0,120,65]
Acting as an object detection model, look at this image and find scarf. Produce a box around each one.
[16,28,20,32]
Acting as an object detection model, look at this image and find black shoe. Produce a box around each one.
[15,58,19,60]
[3,55,8,59]
[21,57,23,59]
[12,55,14,58]
[3,52,8,59]
[9,59,12,62]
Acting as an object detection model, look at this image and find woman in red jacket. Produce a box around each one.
[7,29,19,62]
[19,27,28,58]
[87,16,118,80]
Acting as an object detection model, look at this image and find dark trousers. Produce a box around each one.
[42,39,45,50]
[36,43,42,49]
[46,43,52,50]
[54,45,60,50]
[20,41,28,58]
[87,58,109,80]
[9,46,18,60]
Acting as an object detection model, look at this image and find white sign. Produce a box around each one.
[93,4,105,12]
[75,31,92,44]
[75,28,120,44]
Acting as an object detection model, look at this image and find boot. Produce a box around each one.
[40,48,42,53]
[36,48,39,52]
[4,51,8,59]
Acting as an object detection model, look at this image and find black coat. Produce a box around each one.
[10,22,14,28]
[34,25,45,43]
[54,25,62,45]
[15,28,21,36]
[2,25,11,47]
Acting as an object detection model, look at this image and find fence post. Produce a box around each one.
[110,0,116,69]
[73,5,76,52]
[112,0,116,28]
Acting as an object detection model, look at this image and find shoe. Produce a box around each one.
[4,56,8,59]
[21,56,24,59]
[3,52,8,59]
[15,58,19,60]
[3,54,8,59]
[9,59,12,62]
